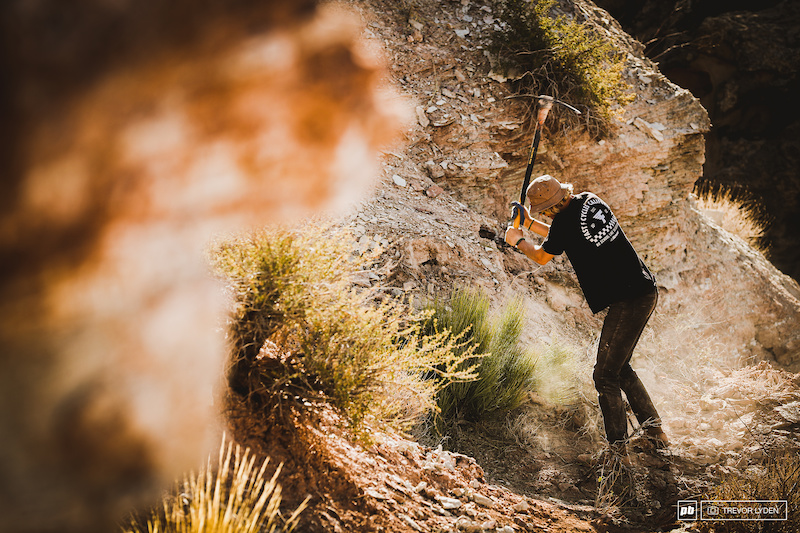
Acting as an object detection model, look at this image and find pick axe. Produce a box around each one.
[510,95,581,229]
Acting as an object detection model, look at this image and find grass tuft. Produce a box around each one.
[693,183,770,254]
[123,435,306,533]
[423,287,538,421]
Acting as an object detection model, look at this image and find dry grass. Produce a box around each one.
[123,435,307,533]
[694,185,770,254]
[698,451,800,533]
[595,451,635,510]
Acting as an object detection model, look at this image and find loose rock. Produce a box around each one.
[480,519,496,530]
[512,501,530,513]
[424,160,446,179]
[473,493,495,507]
[426,184,445,198]
[455,517,481,532]
[437,496,462,510]
[399,513,423,532]
[415,106,430,128]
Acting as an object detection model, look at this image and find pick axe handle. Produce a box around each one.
[520,124,543,206]
[511,99,552,229]
[510,128,540,229]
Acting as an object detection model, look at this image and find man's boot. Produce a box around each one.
[645,427,670,450]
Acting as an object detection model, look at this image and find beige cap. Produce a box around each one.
[526,174,570,212]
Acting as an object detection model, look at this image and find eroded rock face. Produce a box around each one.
[593,0,800,283]
[420,0,800,370]
[0,1,405,531]
[547,1,800,370]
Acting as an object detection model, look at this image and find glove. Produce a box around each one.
[510,201,529,229]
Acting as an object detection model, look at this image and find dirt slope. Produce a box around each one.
[227,394,605,533]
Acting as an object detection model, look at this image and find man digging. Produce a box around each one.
[505,175,670,464]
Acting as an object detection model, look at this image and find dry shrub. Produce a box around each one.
[211,227,476,436]
[595,453,635,510]
[491,0,634,134]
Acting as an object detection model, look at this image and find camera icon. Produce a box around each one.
[707,506,719,516]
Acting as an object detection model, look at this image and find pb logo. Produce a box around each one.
[678,500,698,521]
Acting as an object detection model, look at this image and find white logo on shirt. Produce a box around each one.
[580,196,620,246]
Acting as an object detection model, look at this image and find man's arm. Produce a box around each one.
[519,238,555,265]
[504,226,555,265]
[517,206,551,238]
[526,218,550,238]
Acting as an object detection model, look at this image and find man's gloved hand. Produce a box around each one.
[505,226,524,248]
[510,201,531,229]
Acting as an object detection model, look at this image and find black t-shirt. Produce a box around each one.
[541,192,656,313]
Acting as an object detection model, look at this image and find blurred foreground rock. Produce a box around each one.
[0,1,405,531]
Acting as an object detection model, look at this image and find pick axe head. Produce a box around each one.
[541,94,583,117]
[536,96,554,125]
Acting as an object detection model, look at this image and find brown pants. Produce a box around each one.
[593,288,660,444]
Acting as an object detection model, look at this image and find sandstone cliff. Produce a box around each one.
[349,0,800,373]
[594,0,800,284]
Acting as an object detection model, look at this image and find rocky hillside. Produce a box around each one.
[345,0,800,371]
[223,0,800,531]
[5,0,798,531]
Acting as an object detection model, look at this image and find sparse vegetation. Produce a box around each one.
[698,451,800,533]
[123,436,306,533]
[491,0,634,133]
[422,287,538,421]
[595,451,635,510]
[210,227,476,435]
[694,183,770,254]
